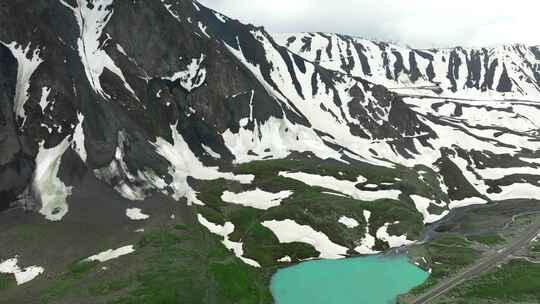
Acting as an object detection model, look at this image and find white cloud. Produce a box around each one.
[198,0,540,48]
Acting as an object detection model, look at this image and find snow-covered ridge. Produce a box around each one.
[274,32,540,100]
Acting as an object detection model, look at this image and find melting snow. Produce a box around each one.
[0,257,44,285]
[376,222,415,248]
[279,171,401,201]
[197,214,260,267]
[201,144,221,159]
[198,22,211,38]
[126,208,150,220]
[71,113,87,162]
[34,138,72,221]
[95,132,168,201]
[152,125,254,205]
[261,219,348,259]
[354,211,379,255]
[1,41,43,126]
[449,197,488,209]
[86,245,135,263]
[410,195,449,224]
[59,0,138,100]
[38,87,51,112]
[338,216,360,228]
[163,55,207,92]
[277,256,292,263]
[161,0,181,22]
[221,188,293,210]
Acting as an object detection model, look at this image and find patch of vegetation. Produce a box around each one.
[448,260,540,302]
[41,260,99,303]
[530,244,540,253]
[242,223,319,267]
[112,224,272,304]
[408,235,481,296]
[0,273,15,291]
[89,277,133,297]
[209,245,273,304]
[467,235,505,246]
[194,158,428,262]
[138,228,185,248]
[174,224,189,231]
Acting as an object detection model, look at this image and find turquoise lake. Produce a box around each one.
[271,256,429,304]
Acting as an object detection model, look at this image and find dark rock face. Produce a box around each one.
[0,0,415,212]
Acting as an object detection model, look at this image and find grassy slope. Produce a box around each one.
[1,156,470,304]
[439,260,540,304]
[38,221,273,304]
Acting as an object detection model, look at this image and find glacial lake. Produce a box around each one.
[271,255,428,304]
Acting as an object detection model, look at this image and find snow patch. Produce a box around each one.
[201,144,221,159]
[86,245,135,263]
[71,113,87,162]
[338,216,360,228]
[354,210,379,255]
[0,41,43,126]
[34,138,72,221]
[126,208,150,220]
[38,87,51,112]
[95,131,168,201]
[449,197,488,209]
[163,55,207,92]
[277,256,292,263]
[198,22,211,38]
[0,257,44,285]
[279,171,401,201]
[221,188,293,210]
[222,117,343,164]
[152,125,254,205]
[261,219,348,259]
[197,214,260,267]
[60,0,138,100]
[410,195,449,224]
[376,222,415,248]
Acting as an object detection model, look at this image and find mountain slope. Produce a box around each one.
[1,1,540,302]
[275,32,540,99]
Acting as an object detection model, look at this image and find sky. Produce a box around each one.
[198,0,540,48]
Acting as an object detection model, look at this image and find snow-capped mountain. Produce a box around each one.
[275,32,540,99]
[1,0,540,260]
